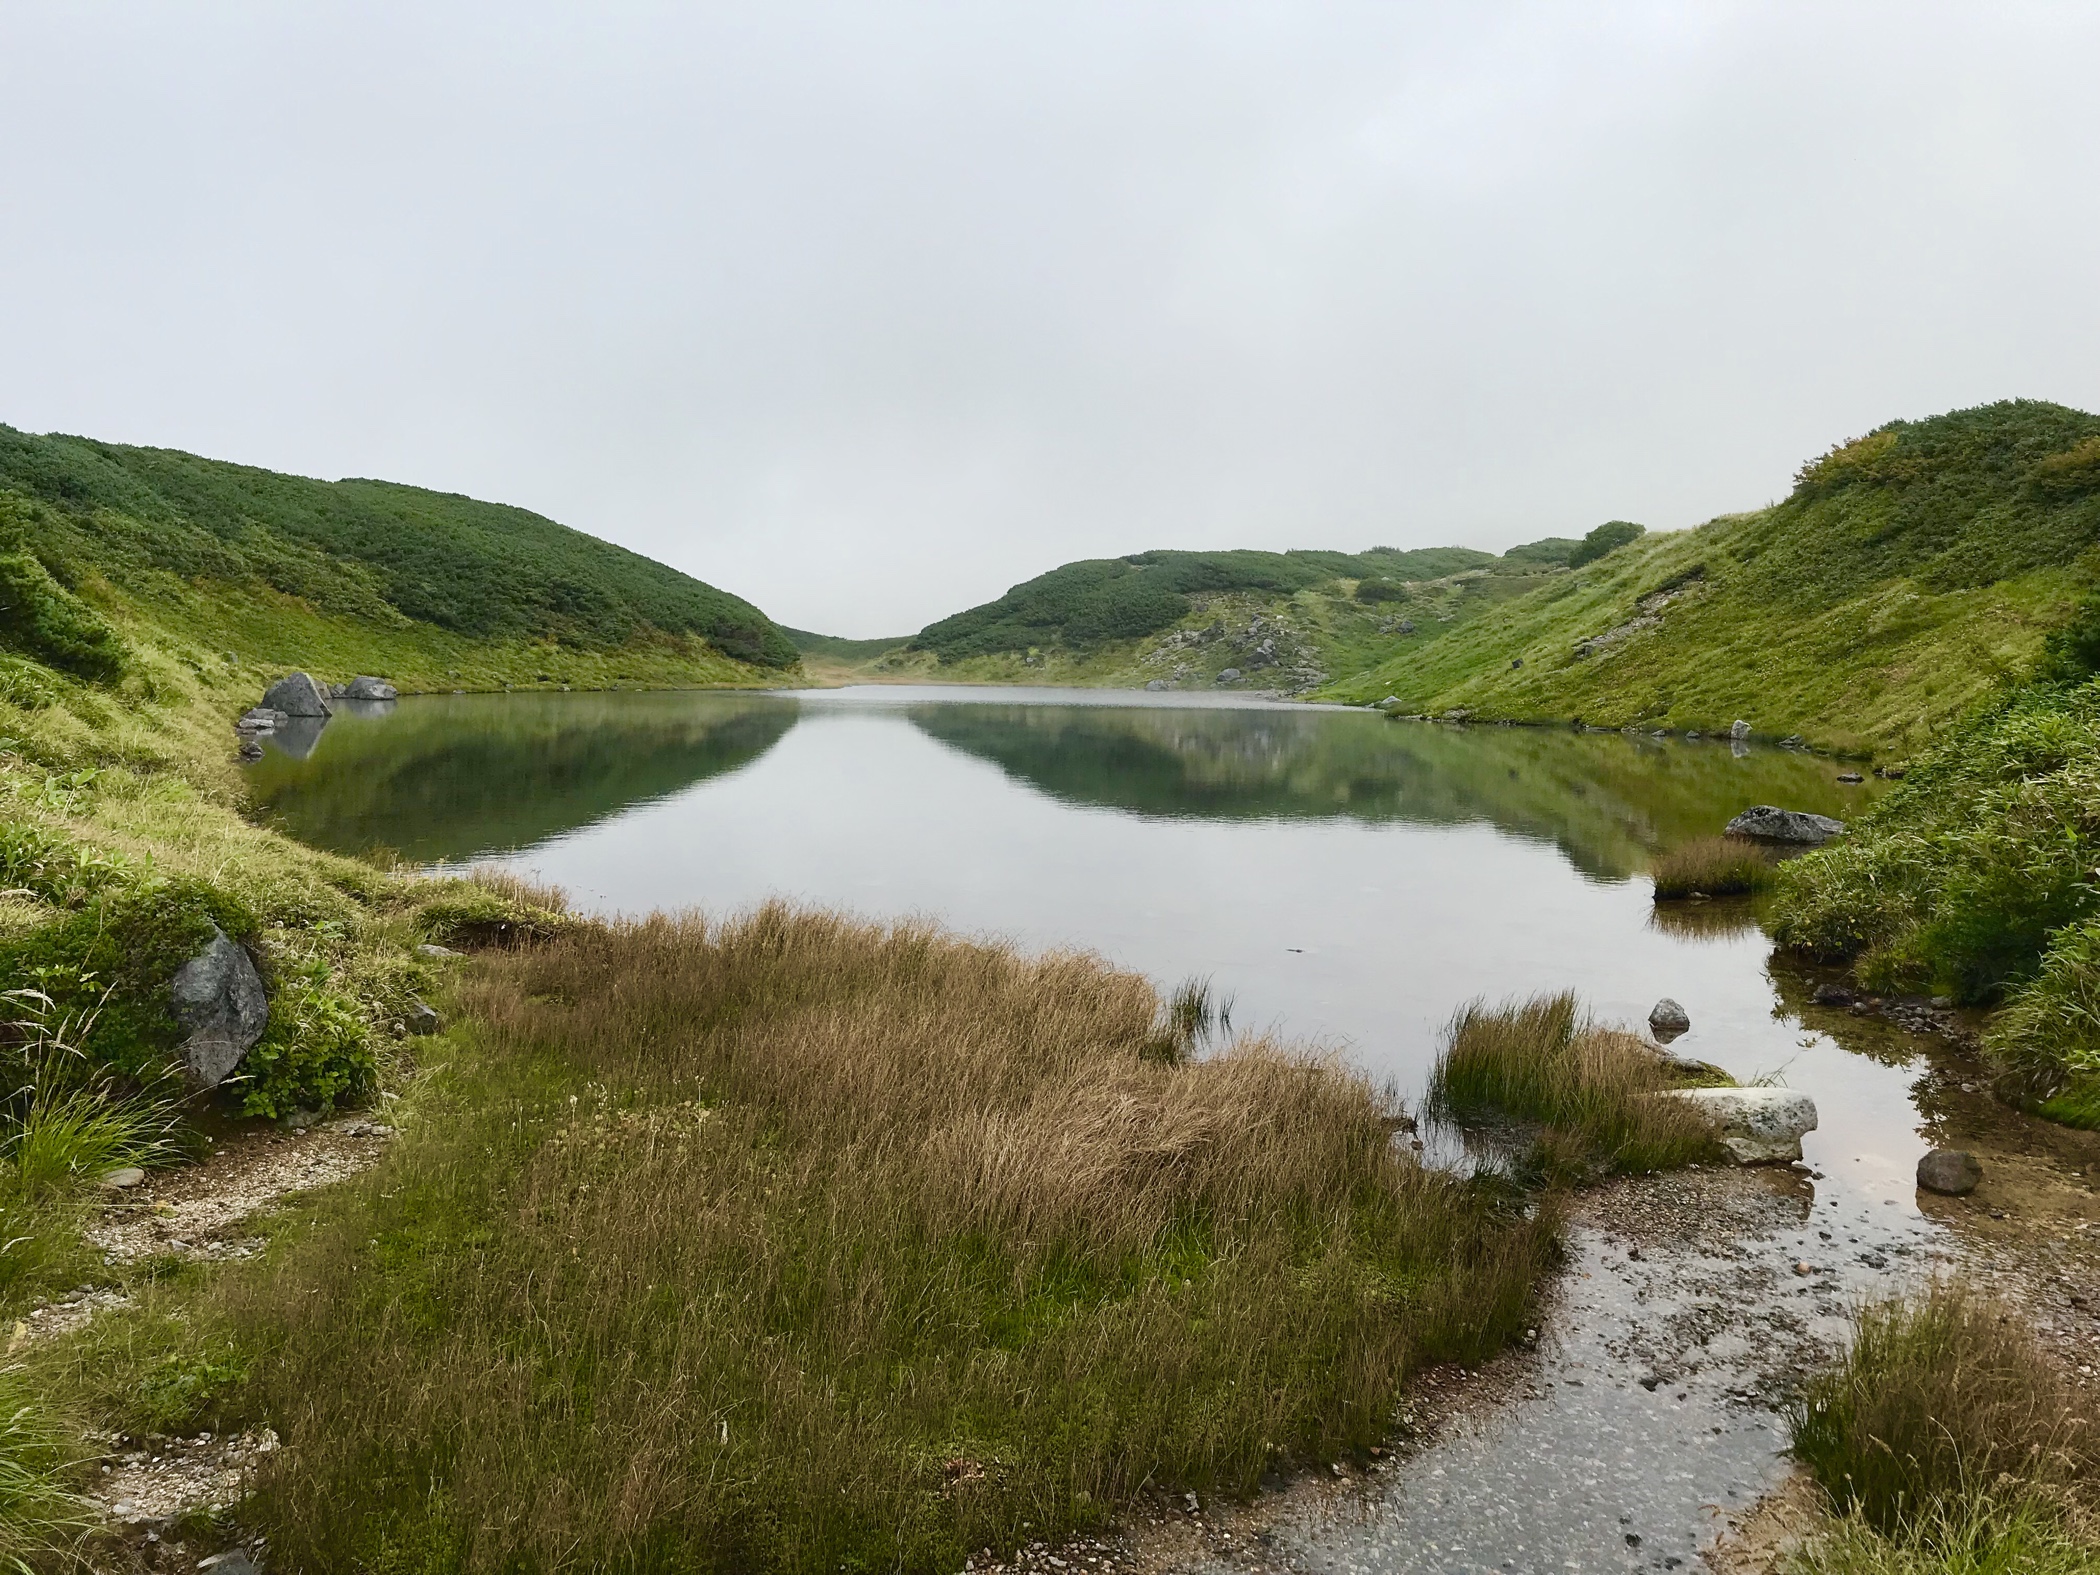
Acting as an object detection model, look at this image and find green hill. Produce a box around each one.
[888,540,1592,690]
[1324,400,2100,754]
[0,425,798,676]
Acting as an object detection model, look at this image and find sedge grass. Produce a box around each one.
[1790,1280,2096,1535]
[1787,1491,2100,1575]
[1426,992,1724,1174]
[1650,835,1773,900]
[229,904,1558,1575]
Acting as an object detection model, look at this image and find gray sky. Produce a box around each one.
[4,3,2097,637]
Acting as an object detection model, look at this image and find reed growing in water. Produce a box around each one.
[229,904,1557,1574]
[1650,835,1772,900]
[1426,992,1723,1174]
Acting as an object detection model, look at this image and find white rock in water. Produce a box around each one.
[1663,1086,1818,1164]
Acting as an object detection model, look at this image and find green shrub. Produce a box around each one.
[0,550,126,681]
[1987,917,2100,1105]
[1566,520,1645,570]
[235,968,373,1118]
[1791,1281,2096,1534]
[130,1345,252,1433]
[1769,678,2100,1005]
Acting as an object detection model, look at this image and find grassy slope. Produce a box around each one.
[1325,401,2100,755]
[0,424,799,677]
[863,556,1579,693]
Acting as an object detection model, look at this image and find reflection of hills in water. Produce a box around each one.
[246,692,797,861]
[906,705,1876,880]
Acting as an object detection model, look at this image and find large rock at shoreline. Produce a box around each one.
[1724,805,1845,844]
[1663,1086,1818,1164]
[261,671,332,717]
[170,925,269,1087]
[344,674,398,700]
[1917,1148,1983,1195]
[1648,998,1691,1041]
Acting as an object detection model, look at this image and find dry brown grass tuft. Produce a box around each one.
[1651,835,1773,900]
[234,905,1557,1574]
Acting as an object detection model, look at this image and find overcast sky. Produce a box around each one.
[4,3,2097,636]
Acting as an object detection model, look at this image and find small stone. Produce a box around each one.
[405,1001,442,1036]
[198,1553,261,1575]
[1794,1261,1813,1276]
[1730,719,1751,740]
[1836,773,1864,784]
[1917,1148,1983,1196]
[1648,998,1691,1040]
[1811,982,1855,1007]
[414,943,463,960]
[1216,668,1241,683]
[100,1167,146,1190]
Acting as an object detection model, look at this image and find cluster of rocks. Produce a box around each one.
[1571,583,1700,661]
[1143,608,1327,692]
[1809,982,1971,1043]
[233,671,394,758]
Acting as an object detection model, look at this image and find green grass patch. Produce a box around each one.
[1791,1280,2097,1534]
[1425,992,1725,1175]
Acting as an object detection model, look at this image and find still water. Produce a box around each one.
[250,685,1923,1196]
[250,685,1950,1572]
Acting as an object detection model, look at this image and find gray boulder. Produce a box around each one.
[1662,1086,1818,1164]
[170,925,269,1087]
[1724,805,1845,844]
[261,672,332,717]
[1730,719,1751,740]
[1917,1148,1982,1196]
[235,707,286,732]
[1648,998,1691,1040]
[1216,668,1241,683]
[344,675,398,701]
[405,1000,442,1036]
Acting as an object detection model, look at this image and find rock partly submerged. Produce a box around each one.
[261,671,332,717]
[343,674,398,700]
[1724,805,1845,844]
[170,924,269,1087]
[1662,1086,1819,1164]
[1648,998,1691,1041]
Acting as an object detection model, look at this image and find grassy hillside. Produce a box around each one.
[878,539,1597,693]
[0,425,799,676]
[1325,401,2100,754]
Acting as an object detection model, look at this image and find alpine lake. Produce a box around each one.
[246,685,1962,1574]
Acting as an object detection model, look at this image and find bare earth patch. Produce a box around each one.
[84,1116,396,1265]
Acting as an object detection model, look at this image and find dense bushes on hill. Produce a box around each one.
[0,550,126,682]
[910,544,1551,661]
[1566,520,1644,569]
[0,427,796,667]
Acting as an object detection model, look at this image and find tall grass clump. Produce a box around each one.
[1650,835,1773,900]
[0,1366,92,1570]
[232,905,1558,1575]
[1787,1493,2100,1575]
[1426,992,1724,1174]
[1790,1281,2097,1535]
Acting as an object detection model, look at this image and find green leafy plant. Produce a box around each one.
[236,967,373,1119]
[0,551,125,682]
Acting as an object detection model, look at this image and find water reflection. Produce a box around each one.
[245,691,798,861]
[907,704,1870,879]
